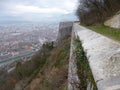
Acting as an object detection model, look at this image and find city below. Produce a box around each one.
[0,23,58,67]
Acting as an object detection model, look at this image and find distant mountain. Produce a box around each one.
[0,13,78,24]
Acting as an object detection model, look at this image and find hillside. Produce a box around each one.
[0,22,72,90]
[25,36,71,90]
[76,0,120,25]
[0,41,54,90]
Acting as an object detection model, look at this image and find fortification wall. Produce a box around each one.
[57,22,120,90]
[56,22,73,46]
[72,23,120,90]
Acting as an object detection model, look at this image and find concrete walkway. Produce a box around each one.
[73,23,120,90]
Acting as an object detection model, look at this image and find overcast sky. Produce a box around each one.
[0,0,78,23]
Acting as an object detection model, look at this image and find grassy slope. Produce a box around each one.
[87,25,120,42]
[25,37,71,90]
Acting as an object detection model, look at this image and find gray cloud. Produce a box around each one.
[0,0,78,22]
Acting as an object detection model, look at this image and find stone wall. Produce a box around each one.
[56,22,73,45]
[59,22,120,90]
[73,23,120,90]
[104,11,120,29]
[68,28,80,90]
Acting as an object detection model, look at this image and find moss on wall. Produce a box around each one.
[74,38,97,90]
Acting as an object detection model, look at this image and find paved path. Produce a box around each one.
[73,23,120,90]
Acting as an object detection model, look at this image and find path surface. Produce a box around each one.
[73,23,120,90]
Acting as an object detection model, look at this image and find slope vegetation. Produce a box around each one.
[0,36,71,90]
[25,36,71,90]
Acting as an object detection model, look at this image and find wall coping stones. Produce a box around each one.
[73,23,120,90]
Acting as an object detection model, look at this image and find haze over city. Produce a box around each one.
[0,0,79,67]
[0,0,79,88]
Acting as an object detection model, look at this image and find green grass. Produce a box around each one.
[74,38,97,90]
[86,25,120,42]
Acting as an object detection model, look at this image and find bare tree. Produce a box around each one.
[76,0,120,25]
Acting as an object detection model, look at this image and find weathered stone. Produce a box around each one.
[73,23,120,90]
[104,11,120,29]
[68,30,80,90]
[56,22,73,46]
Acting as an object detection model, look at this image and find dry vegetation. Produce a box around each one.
[0,42,54,90]
[0,36,71,90]
[25,36,71,90]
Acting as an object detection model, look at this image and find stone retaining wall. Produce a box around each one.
[73,23,120,90]
[57,22,73,46]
